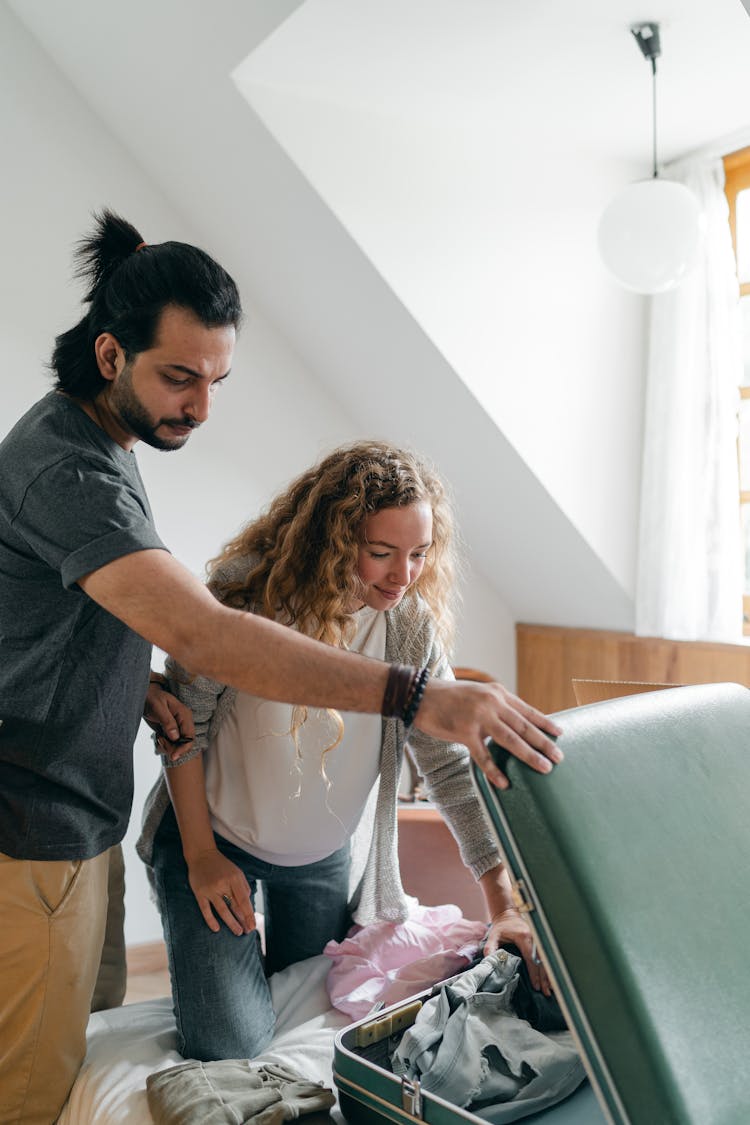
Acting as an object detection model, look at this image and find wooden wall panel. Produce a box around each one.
[397,806,487,920]
[516,623,750,714]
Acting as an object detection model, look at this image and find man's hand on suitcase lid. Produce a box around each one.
[412,679,562,789]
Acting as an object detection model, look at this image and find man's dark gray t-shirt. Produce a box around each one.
[0,392,168,860]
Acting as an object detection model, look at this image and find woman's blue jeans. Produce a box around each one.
[151,804,351,1061]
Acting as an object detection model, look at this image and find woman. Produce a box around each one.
[138,440,549,1061]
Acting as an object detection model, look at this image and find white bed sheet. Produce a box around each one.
[59,955,349,1125]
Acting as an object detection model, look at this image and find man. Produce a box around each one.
[0,210,561,1123]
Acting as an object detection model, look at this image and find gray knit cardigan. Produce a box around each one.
[137,564,500,925]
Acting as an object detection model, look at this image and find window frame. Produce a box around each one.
[723,147,750,635]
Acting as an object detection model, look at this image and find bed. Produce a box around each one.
[59,954,348,1124]
[58,805,492,1124]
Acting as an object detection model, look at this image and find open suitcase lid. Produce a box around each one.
[471,682,750,1125]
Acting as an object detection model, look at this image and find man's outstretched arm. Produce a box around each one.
[79,548,562,787]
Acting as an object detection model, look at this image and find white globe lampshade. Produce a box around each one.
[597,178,704,294]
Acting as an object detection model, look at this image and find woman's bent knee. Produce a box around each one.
[179,1009,276,1061]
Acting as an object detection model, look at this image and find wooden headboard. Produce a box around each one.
[516,623,750,714]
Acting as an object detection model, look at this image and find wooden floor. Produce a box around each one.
[124,940,171,1005]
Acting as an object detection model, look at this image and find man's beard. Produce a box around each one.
[110,364,198,452]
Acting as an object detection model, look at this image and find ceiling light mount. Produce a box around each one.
[630,22,661,69]
[596,20,703,295]
[631,21,662,178]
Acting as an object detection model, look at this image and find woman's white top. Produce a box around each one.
[205,606,386,866]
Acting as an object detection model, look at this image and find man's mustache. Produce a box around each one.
[162,418,200,429]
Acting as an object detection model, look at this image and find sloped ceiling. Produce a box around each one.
[233,0,750,167]
[8,0,750,629]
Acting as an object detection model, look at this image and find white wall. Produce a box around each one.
[5,0,636,630]
[238,3,649,598]
[454,562,515,686]
[0,2,516,944]
[0,4,346,945]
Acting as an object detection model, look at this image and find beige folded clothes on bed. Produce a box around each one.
[146,1058,335,1125]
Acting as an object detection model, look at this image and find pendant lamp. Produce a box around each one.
[597,23,703,295]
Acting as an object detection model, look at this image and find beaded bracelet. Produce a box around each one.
[401,666,430,729]
[382,663,418,718]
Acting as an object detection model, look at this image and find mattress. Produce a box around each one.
[58,954,349,1124]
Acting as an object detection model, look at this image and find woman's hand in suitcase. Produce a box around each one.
[415,680,562,789]
[485,909,552,996]
[186,849,256,936]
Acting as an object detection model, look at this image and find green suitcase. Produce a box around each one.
[472,680,750,1124]
[334,682,750,1125]
[334,971,603,1125]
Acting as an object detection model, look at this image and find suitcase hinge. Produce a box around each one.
[401,1076,423,1119]
[511,878,535,914]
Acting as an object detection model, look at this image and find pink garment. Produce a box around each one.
[324,902,487,1019]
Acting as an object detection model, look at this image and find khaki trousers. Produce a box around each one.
[0,849,109,1125]
[91,843,127,1012]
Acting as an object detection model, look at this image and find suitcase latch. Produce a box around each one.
[511,878,535,914]
[401,1076,423,1119]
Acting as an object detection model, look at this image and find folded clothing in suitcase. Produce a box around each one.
[472,681,750,1125]
[334,946,602,1125]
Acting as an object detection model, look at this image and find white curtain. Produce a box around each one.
[636,157,743,642]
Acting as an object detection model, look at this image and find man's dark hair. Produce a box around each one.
[51,210,243,399]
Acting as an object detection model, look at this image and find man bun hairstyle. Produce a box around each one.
[51,209,242,399]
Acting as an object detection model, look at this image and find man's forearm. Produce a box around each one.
[81,548,562,785]
[186,603,389,713]
[81,548,389,714]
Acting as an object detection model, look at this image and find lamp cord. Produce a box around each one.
[651,57,658,179]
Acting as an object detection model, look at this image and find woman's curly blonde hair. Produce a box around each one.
[207,440,459,656]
